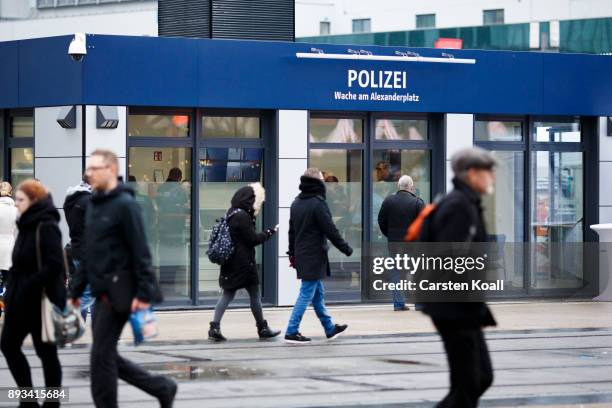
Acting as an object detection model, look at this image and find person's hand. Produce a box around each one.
[265,228,276,237]
[345,247,354,257]
[131,298,150,312]
[69,298,81,309]
[289,255,296,268]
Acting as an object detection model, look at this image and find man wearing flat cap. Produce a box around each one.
[419,147,498,408]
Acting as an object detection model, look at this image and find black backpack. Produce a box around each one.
[206,209,241,265]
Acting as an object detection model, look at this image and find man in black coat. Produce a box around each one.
[420,147,497,408]
[70,149,176,408]
[378,174,425,311]
[285,168,353,344]
[63,175,93,320]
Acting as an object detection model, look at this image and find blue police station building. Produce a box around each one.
[0,34,611,308]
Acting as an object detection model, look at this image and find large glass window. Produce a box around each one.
[128,147,192,301]
[10,116,34,138]
[11,148,34,187]
[199,115,265,301]
[534,120,581,143]
[531,150,584,289]
[475,120,522,142]
[310,118,363,143]
[128,114,189,137]
[202,116,259,139]
[7,111,34,186]
[309,149,363,300]
[199,147,264,298]
[375,118,427,141]
[476,119,526,291]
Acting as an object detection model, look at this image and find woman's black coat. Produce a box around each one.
[219,186,270,291]
[5,196,67,310]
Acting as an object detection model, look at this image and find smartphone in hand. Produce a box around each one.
[274,224,280,231]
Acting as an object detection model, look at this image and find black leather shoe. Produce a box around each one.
[257,320,281,339]
[208,321,227,342]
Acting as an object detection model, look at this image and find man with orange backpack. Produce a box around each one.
[417,147,497,408]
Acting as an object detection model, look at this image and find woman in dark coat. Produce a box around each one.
[208,182,280,341]
[0,180,66,407]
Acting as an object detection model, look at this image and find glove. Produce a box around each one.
[289,255,296,269]
[265,228,276,238]
[344,246,354,257]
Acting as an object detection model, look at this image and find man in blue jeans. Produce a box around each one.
[285,168,353,344]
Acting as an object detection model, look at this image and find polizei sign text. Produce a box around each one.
[333,69,420,104]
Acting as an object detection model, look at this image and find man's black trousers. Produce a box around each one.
[90,300,172,407]
[432,319,494,408]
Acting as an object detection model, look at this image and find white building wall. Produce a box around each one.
[85,105,127,180]
[0,2,156,41]
[445,114,474,191]
[276,110,309,306]
[34,106,84,243]
[296,0,612,37]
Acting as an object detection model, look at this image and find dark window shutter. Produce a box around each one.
[212,0,294,41]
[158,0,211,38]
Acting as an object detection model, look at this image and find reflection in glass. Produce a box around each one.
[11,148,34,187]
[202,116,260,139]
[375,119,427,140]
[481,151,525,289]
[11,116,34,138]
[128,147,192,300]
[310,118,363,143]
[372,150,430,243]
[309,149,362,300]
[199,148,264,299]
[128,114,189,137]
[534,120,580,143]
[475,121,522,142]
[531,151,583,289]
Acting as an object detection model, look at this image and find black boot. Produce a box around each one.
[257,320,281,339]
[208,321,226,342]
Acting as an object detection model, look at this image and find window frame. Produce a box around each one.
[415,13,436,29]
[483,8,504,26]
[352,18,371,34]
[4,109,35,186]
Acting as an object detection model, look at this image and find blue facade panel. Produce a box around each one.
[0,42,19,108]
[1,34,611,115]
[17,36,83,108]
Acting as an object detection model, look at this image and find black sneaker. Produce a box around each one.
[326,324,348,340]
[284,332,311,344]
[394,305,409,312]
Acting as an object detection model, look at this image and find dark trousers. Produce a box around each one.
[213,284,264,325]
[433,319,494,408]
[90,300,171,408]
[0,298,62,407]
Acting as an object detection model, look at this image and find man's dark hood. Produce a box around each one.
[17,195,60,230]
[63,183,92,211]
[298,176,326,200]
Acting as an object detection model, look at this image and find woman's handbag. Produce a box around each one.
[37,223,86,347]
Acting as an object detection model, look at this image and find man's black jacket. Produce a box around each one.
[420,177,497,327]
[288,176,353,281]
[378,190,425,242]
[63,185,91,261]
[70,183,161,306]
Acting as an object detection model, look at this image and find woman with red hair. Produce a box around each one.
[0,179,66,407]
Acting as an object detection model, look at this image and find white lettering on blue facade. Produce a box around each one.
[347,70,407,89]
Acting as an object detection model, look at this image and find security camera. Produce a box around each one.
[68,33,87,62]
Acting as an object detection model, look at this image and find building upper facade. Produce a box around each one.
[295,0,612,37]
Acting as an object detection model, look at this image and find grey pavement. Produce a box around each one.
[1,302,612,407]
